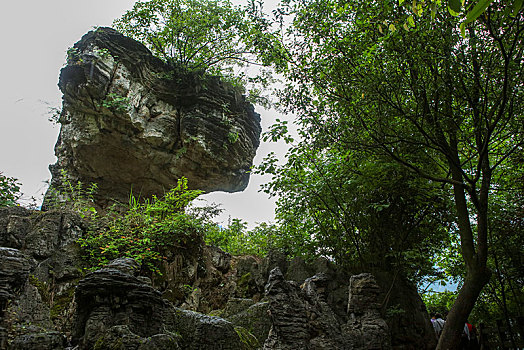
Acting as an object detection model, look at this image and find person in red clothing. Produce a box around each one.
[466,321,480,350]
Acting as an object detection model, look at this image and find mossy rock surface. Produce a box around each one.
[235,326,260,350]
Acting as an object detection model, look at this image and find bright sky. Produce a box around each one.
[0,0,287,227]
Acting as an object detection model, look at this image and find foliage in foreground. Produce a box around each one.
[77,178,208,275]
[49,173,279,275]
[0,172,21,208]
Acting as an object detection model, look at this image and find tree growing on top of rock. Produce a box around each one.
[114,0,256,74]
[113,0,278,106]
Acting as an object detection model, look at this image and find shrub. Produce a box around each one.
[0,172,21,207]
[78,178,207,275]
[205,219,280,257]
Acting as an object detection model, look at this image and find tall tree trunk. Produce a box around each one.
[437,152,491,349]
[437,265,491,349]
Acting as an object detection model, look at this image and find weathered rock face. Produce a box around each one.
[0,207,435,349]
[373,272,437,350]
[344,273,391,350]
[72,258,246,350]
[47,27,261,207]
[262,269,391,350]
[0,207,85,349]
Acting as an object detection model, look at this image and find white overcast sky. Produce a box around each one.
[0,0,289,227]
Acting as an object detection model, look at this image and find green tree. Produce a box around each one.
[395,0,523,35]
[258,144,453,282]
[424,150,523,344]
[205,218,280,256]
[253,0,523,348]
[0,172,21,207]
[113,0,254,74]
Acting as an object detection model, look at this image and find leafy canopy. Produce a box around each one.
[113,0,254,74]
[252,0,522,347]
[257,143,453,282]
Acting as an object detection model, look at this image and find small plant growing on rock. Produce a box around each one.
[0,172,21,207]
[101,92,131,113]
[78,177,209,276]
[227,131,239,144]
[93,47,111,60]
[45,169,97,218]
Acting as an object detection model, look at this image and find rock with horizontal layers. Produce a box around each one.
[0,207,85,349]
[72,257,249,350]
[263,268,392,350]
[10,331,66,350]
[344,273,391,350]
[45,27,261,208]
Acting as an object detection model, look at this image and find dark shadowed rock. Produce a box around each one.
[263,268,311,349]
[221,298,271,345]
[72,261,169,348]
[344,273,391,350]
[373,272,437,350]
[10,331,66,350]
[171,309,244,350]
[72,257,249,350]
[263,268,392,350]
[46,27,261,207]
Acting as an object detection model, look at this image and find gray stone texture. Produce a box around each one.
[46,27,261,208]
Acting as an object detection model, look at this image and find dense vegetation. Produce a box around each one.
[2,0,521,348]
[248,0,523,348]
[43,172,280,276]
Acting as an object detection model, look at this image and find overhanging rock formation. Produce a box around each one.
[47,27,261,206]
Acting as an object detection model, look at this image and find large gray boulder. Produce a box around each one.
[72,257,248,350]
[46,27,261,207]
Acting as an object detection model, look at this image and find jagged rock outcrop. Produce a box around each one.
[72,258,246,350]
[373,272,437,350]
[46,27,261,207]
[262,268,391,350]
[0,207,435,349]
[344,273,391,349]
[0,207,85,349]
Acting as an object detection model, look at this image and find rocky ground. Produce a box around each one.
[0,206,436,349]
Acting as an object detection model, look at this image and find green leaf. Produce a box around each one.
[460,22,466,38]
[513,0,524,16]
[448,0,462,13]
[448,7,460,16]
[464,0,494,24]
[407,15,415,27]
[430,2,438,19]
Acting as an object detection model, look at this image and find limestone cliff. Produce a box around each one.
[47,27,261,207]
